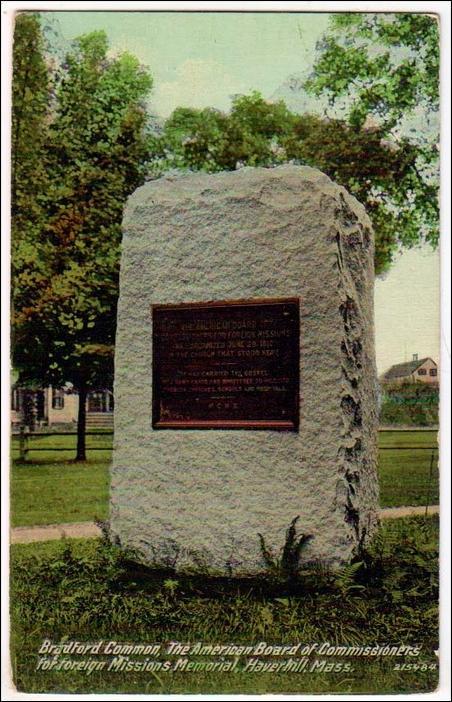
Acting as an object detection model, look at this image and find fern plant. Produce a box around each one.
[258,516,313,581]
[333,561,366,596]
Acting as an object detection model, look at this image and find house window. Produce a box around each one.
[417,369,427,376]
[11,388,22,412]
[52,387,65,409]
[429,368,438,377]
[87,391,114,413]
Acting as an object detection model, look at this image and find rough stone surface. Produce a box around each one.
[110,165,379,575]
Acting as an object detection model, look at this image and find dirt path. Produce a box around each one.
[10,521,102,544]
[379,505,439,519]
[10,506,440,545]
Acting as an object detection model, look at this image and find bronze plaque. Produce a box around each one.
[152,298,300,430]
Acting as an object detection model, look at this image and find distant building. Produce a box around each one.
[11,386,114,429]
[381,354,438,385]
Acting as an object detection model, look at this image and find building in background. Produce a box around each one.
[11,386,114,430]
[381,354,438,386]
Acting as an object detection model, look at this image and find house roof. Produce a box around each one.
[384,357,435,380]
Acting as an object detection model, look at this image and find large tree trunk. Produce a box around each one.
[76,384,87,461]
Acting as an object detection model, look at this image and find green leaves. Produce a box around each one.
[150,92,297,177]
[11,13,52,250]
[305,13,440,263]
[12,21,153,392]
[304,14,439,255]
[150,90,436,273]
[313,13,440,125]
[149,14,439,275]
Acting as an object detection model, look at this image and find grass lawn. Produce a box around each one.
[378,430,438,508]
[9,516,439,695]
[10,433,111,527]
[10,431,438,527]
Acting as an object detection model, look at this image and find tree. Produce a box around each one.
[11,13,52,347]
[11,13,53,431]
[11,13,50,232]
[150,92,423,273]
[304,13,439,260]
[282,115,423,273]
[152,92,295,173]
[305,13,439,134]
[12,25,153,459]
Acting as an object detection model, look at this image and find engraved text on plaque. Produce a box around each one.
[152,298,299,429]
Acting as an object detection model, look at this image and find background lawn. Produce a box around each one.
[378,430,438,508]
[10,433,111,527]
[10,430,439,527]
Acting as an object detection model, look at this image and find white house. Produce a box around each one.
[381,354,438,386]
[11,386,114,429]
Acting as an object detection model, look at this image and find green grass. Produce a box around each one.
[10,431,439,527]
[10,459,110,527]
[9,516,439,694]
[11,433,111,527]
[378,430,438,508]
[378,450,438,507]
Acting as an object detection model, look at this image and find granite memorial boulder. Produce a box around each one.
[110,165,379,576]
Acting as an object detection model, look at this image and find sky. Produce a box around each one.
[42,10,440,374]
[50,11,331,117]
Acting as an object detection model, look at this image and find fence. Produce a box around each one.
[11,427,439,462]
[12,428,114,461]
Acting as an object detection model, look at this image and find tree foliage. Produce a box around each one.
[150,91,427,273]
[304,13,439,256]
[11,13,52,317]
[380,381,438,427]
[11,12,440,454]
[305,13,439,133]
[12,17,153,456]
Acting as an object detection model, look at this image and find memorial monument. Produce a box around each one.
[110,165,379,576]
